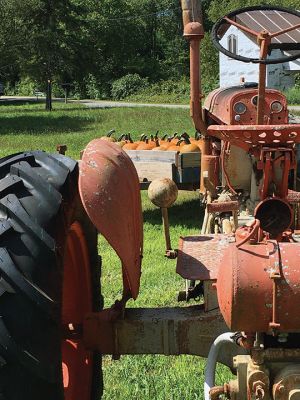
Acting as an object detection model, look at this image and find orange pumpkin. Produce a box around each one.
[170,133,180,144]
[159,134,168,146]
[148,135,159,149]
[100,129,116,142]
[165,140,181,152]
[115,134,128,147]
[123,133,139,150]
[136,138,155,150]
[178,137,200,153]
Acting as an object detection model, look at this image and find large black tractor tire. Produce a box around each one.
[0,151,102,400]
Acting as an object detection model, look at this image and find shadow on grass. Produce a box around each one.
[0,114,96,135]
[0,99,44,107]
[0,99,85,113]
[143,198,204,230]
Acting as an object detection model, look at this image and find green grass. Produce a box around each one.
[126,92,190,105]
[1,101,231,399]
[0,100,194,159]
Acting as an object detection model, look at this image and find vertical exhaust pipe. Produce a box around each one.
[180,0,207,135]
[181,0,203,26]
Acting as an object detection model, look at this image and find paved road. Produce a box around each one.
[0,95,60,103]
[81,99,300,113]
[1,96,300,113]
[0,96,189,109]
[80,99,189,109]
[290,105,300,113]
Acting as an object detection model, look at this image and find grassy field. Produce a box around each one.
[1,101,231,399]
[0,100,194,159]
[2,100,300,398]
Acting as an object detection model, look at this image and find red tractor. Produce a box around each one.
[1,2,300,399]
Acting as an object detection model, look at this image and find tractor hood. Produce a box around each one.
[79,139,143,300]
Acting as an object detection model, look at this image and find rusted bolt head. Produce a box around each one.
[253,380,265,389]
[255,385,265,399]
[252,380,266,399]
[148,178,178,208]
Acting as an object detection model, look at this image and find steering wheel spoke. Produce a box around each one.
[270,22,300,39]
[223,16,260,38]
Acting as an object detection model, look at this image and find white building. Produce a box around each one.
[219,10,300,90]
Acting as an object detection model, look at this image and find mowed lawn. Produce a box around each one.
[0,100,195,159]
[1,101,231,399]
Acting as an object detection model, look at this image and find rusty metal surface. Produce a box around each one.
[207,201,239,213]
[208,124,300,152]
[257,33,270,125]
[254,198,293,235]
[181,1,207,135]
[287,190,300,204]
[273,365,300,400]
[83,306,246,368]
[204,281,218,312]
[228,354,300,400]
[79,139,143,300]
[204,87,288,126]
[181,0,203,28]
[200,155,219,195]
[176,234,234,280]
[188,35,207,135]
[217,241,300,332]
[256,148,296,199]
[252,349,300,364]
[224,15,260,38]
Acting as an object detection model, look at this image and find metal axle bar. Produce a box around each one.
[83,305,246,368]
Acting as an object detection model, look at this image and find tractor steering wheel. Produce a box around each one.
[212,5,300,64]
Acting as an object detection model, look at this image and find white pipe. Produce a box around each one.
[204,332,236,400]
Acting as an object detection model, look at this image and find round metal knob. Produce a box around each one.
[148,178,178,208]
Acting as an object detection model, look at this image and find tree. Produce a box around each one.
[208,0,299,22]
[1,0,298,101]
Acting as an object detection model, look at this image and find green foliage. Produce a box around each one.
[200,33,219,95]
[0,0,190,99]
[285,73,300,104]
[285,87,300,105]
[14,77,38,96]
[51,83,65,98]
[155,78,189,95]
[208,0,299,22]
[295,73,300,89]
[0,0,299,102]
[111,74,149,100]
[126,77,190,103]
[8,77,69,98]
[84,74,109,100]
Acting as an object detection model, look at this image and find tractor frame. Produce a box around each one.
[79,2,300,399]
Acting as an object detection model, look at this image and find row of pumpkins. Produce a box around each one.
[100,130,203,153]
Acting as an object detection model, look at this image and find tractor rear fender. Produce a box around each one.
[79,139,143,300]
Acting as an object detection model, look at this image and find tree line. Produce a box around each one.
[0,0,298,99]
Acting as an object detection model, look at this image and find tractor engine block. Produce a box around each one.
[226,352,300,400]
